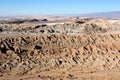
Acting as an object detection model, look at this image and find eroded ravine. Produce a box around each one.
[0,33,120,80]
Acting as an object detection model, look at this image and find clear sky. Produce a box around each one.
[0,0,120,16]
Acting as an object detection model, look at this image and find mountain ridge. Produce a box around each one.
[79,11,120,19]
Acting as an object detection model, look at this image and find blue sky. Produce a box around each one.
[0,0,120,16]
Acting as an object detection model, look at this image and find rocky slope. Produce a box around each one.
[0,18,120,80]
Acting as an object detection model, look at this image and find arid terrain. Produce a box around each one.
[0,17,120,80]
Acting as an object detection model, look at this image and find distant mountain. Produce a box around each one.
[1,11,120,19]
[79,11,120,19]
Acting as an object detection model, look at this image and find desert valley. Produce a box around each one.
[0,16,120,80]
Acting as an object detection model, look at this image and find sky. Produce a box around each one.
[0,0,120,16]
